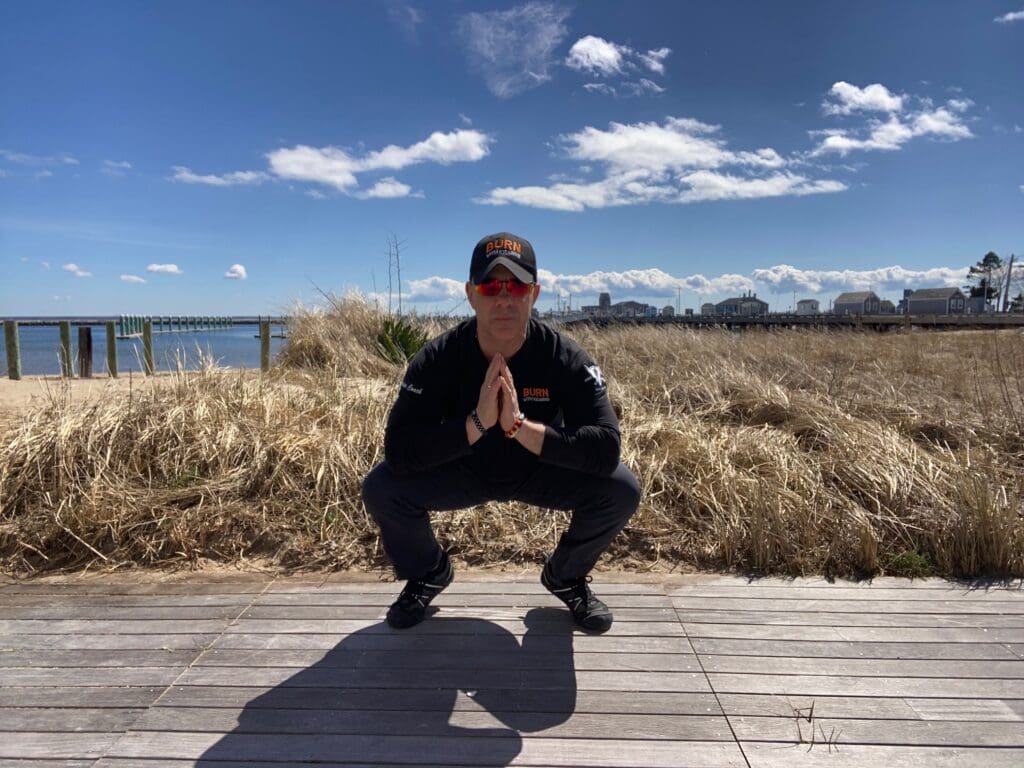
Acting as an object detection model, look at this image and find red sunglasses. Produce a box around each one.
[473,278,533,297]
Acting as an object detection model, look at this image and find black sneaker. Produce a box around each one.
[386,553,454,629]
[541,562,613,633]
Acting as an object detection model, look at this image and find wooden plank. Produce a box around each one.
[718,693,1023,722]
[156,685,726,716]
[0,687,164,708]
[209,631,692,653]
[1007,644,1024,659]
[672,597,1024,614]
[263,581,668,595]
[701,654,1024,679]
[676,609,1024,628]
[107,731,748,767]
[670,586,1024,601]
[690,638,1020,660]
[683,622,1022,643]
[0,707,142,732]
[253,592,674,608]
[706,673,1023,698]
[132,707,734,741]
[731,716,1024,746]
[0,620,234,634]
[0,667,183,687]
[1,594,255,608]
[224,618,687,636]
[0,582,268,596]
[0,732,119,760]
[0,762,92,768]
[0,634,220,650]
[0,649,199,667]
[742,742,1024,767]
[0,606,244,620]
[239,605,678,621]
[195,648,701,672]
[175,666,714,693]
[670,575,1023,590]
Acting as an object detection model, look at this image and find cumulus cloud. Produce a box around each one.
[566,35,671,96]
[751,264,967,293]
[810,83,975,157]
[102,160,132,177]
[995,9,1024,23]
[146,263,183,275]
[267,129,491,194]
[457,2,570,97]
[120,274,146,284]
[565,35,628,76]
[404,276,466,302]
[224,264,247,280]
[477,116,845,210]
[822,82,904,115]
[359,177,415,198]
[171,166,270,186]
[388,3,423,40]
[62,263,92,278]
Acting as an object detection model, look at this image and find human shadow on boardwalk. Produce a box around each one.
[198,607,576,766]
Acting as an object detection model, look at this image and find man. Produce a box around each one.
[362,232,640,633]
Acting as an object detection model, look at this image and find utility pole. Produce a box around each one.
[676,287,681,315]
[1002,254,1015,313]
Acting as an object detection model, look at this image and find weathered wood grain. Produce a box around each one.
[690,638,1020,660]
[675,609,1024,628]
[706,672,1023,698]
[742,742,1024,767]
[672,597,1024,614]
[730,715,1024,746]
[0,649,199,668]
[700,654,1024,678]
[0,708,142,732]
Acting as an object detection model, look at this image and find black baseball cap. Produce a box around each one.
[469,232,537,284]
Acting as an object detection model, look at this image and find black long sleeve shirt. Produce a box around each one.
[383,318,621,481]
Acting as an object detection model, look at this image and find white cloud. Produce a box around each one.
[623,79,665,96]
[62,263,92,278]
[388,3,423,39]
[995,9,1024,23]
[459,113,473,125]
[640,47,671,75]
[477,116,844,211]
[811,85,974,157]
[35,170,54,179]
[0,149,78,166]
[267,129,491,193]
[171,166,270,186]
[41,261,50,270]
[359,177,415,198]
[823,82,904,115]
[102,160,132,177]
[751,264,966,294]
[20,256,28,262]
[404,276,466,302]
[146,263,183,275]
[583,83,615,96]
[224,264,247,280]
[120,274,146,284]
[306,189,327,199]
[565,35,628,76]
[457,2,570,97]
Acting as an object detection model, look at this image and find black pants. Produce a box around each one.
[362,459,640,582]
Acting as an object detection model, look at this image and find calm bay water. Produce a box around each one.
[1,322,286,377]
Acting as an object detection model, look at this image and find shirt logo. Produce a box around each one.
[521,386,550,402]
[584,364,605,389]
[401,381,423,395]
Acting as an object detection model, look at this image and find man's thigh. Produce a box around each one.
[363,459,496,513]
[511,461,641,512]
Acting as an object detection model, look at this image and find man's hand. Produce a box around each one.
[498,361,522,432]
[475,353,504,429]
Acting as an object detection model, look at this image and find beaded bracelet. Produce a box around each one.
[504,412,525,439]
[470,409,488,437]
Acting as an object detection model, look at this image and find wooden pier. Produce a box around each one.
[0,572,1020,766]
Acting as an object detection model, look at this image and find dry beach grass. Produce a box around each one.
[1,298,1021,577]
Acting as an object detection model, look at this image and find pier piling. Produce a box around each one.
[4,320,21,380]
[105,322,117,378]
[59,321,72,377]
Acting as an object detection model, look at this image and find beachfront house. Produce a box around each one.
[796,299,820,315]
[907,288,966,315]
[833,291,881,315]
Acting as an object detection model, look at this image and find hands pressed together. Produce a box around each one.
[475,353,523,434]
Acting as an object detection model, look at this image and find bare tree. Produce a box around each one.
[384,233,408,316]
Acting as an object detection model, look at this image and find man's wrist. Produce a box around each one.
[504,411,525,438]
[470,409,488,437]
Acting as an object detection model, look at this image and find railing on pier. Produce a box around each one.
[2,317,288,380]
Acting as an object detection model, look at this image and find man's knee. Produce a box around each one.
[361,462,396,521]
[610,464,642,518]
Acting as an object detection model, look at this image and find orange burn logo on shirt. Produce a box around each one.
[521,387,550,401]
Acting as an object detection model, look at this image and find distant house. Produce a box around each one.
[701,302,716,315]
[879,299,896,314]
[833,291,881,315]
[661,305,674,317]
[907,287,966,315]
[715,292,769,316]
[611,300,650,318]
[796,299,820,316]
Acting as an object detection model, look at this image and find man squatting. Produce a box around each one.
[362,232,640,632]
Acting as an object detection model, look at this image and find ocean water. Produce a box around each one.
[1,322,286,377]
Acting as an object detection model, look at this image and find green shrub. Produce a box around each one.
[376,316,428,365]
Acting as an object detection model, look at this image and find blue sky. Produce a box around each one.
[1,1,1022,316]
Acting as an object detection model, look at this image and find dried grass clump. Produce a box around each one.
[1,311,1021,577]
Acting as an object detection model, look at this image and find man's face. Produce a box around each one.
[466,264,540,343]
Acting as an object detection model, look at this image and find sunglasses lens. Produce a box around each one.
[507,281,531,297]
[476,280,502,296]
[475,279,532,297]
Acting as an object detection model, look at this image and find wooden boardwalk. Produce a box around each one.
[0,573,1021,767]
